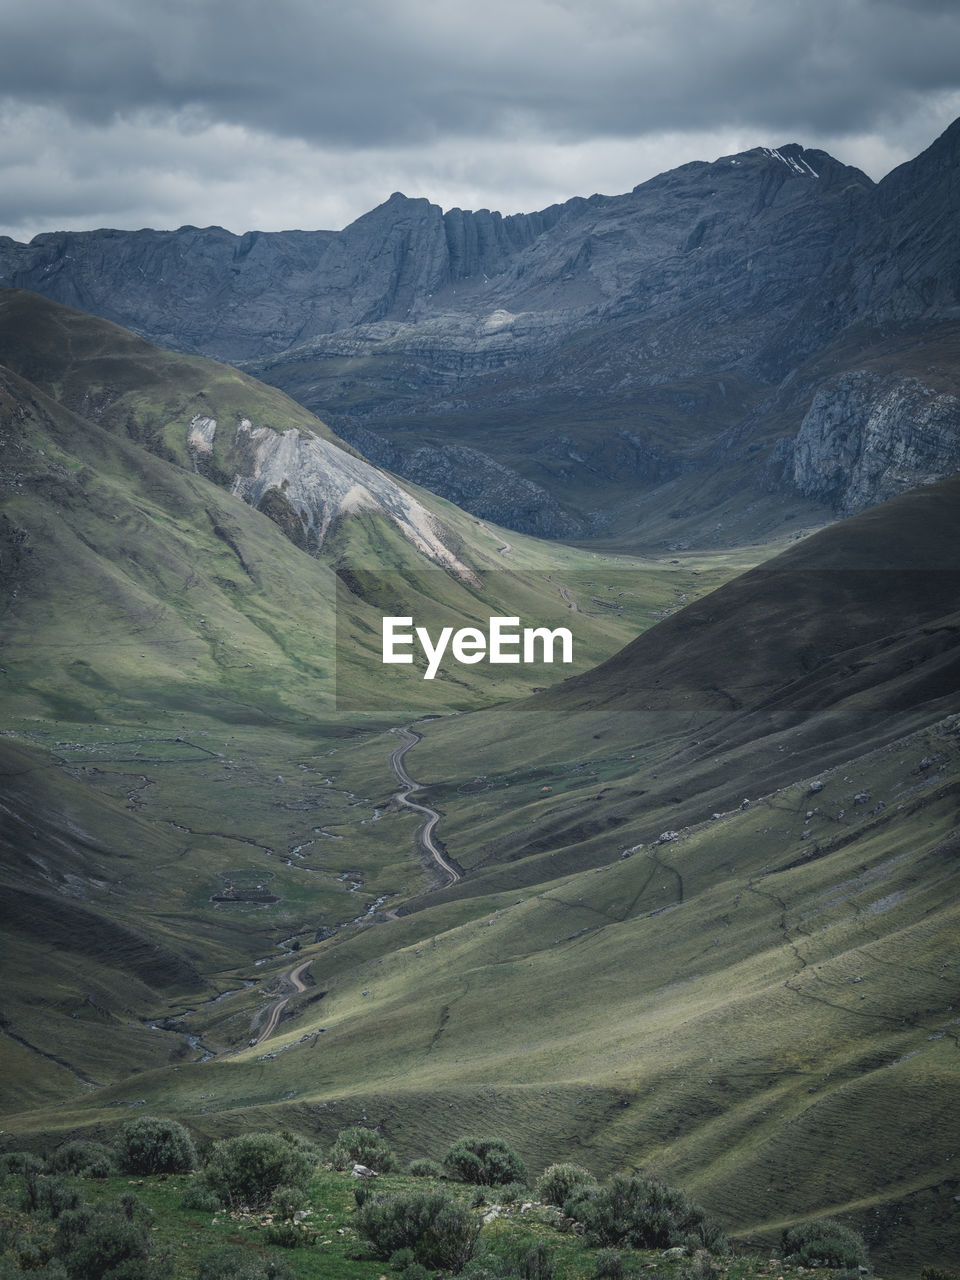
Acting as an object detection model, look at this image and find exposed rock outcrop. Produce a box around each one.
[790,371,960,514]
[226,417,476,579]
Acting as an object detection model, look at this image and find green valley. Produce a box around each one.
[1,289,957,1279]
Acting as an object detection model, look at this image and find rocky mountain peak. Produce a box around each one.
[1,120,958,543]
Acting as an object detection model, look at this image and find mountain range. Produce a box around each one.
[0,119,959,1279]
[2,122,959,544]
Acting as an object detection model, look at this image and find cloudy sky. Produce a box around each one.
[1,0,959,242]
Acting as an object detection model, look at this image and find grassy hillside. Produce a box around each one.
[7,710,955,1275]
[0,290,741,1101]
[2,291,957,1276]
[14,480,946,1276]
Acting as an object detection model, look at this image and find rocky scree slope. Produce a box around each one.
[2,123,960,537]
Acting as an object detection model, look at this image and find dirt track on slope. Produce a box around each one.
[389,727,461,887]
[254,958,312,1044]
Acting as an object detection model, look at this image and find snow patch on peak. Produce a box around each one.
[763,147,819,178]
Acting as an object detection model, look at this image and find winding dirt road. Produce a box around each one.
[476,520,512,555]
[389,726,461,887]
[254,729,456,1044]
[255,958,312,1044]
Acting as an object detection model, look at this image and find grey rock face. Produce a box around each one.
[0,143,871,373]
[845,117,960,323]
[0,196,592,363]
[3,120,960,537]
[340,426,586,538]
[791,372,960,514]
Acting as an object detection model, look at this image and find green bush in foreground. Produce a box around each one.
[455,1239,556,1280]
[195,1247,294,1280]
[683,1249,722,1280]
[49,1142,117,1179]
[329,1124,399,1173]
[388,1246,434,1278]
[201,1132,313,1210]
[0,1257,68,1280]
[114,1117,197,1176]
[20,1173,83,1218]
[54,1201,167,1280]
[536,1162,599,1208]
[444,1137,529,1187]
[263,1221,315,1249]
[564,1172,727,1254]
[178,1180,222,1213]
[269,1184,307,1221]
[781,1219,870,1271]
[0,1151,45,1176]
[276,1131,324,1164]
[592,1248,624,1280]
[355,1186,481,1271]
[407,1157,445,1178]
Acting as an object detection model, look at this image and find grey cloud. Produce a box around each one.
[2,0,959,147]
[0,0,958,240]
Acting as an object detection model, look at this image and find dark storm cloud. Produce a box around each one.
[0,0,958,239]
[2,0,959,146]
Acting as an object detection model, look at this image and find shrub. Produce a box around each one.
[593,1249,624,1280]
[49,1143,117,1179]
[54,1202,166,1280]
[355,1186,481,1271]
[0,1151,45,1177]
[501,1182,530,1205]
[564,1173,726,1254]
[178,1180,222,1213]
[201,1132,313,1210]
[391,1257,431,1280]
[536,1162,598,1208]
[329,1125,398,1173]
[457,1243,555,1280]
[683,1249,721,1280]
[85,1153,116,1180]
[2,1255,68,1280]
[196,1248,294,1280]
[269,1184,306,1221]
[263,1221,315,1249]
[407,1157,445,1178]
[389,1247,426,1274]
[443,1137,529,1187]
[781,1219,870,1271]
[19,1173,83,1217]
[114,1116,197,1176]
[277,1130,324,1163]
[497,1240,555,1280]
